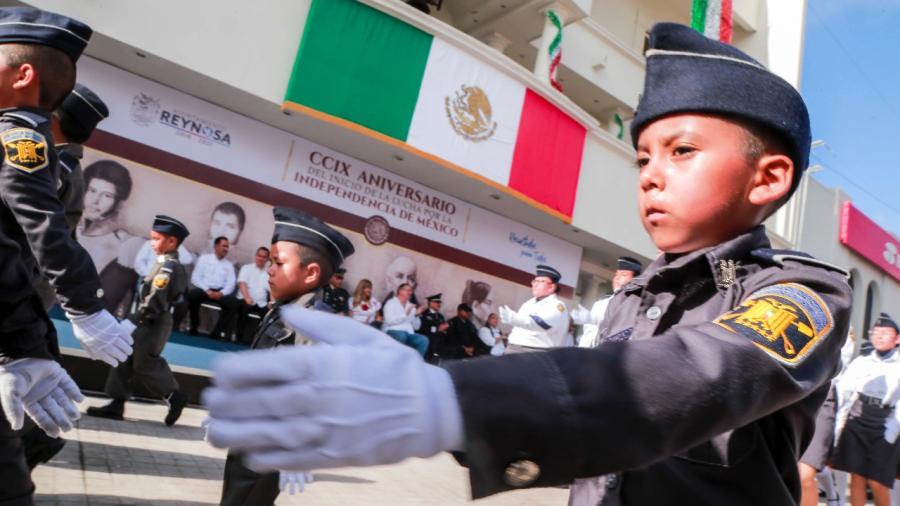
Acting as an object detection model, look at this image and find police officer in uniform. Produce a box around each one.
[218,206,354,506]
[500,265,570,352]
[87,216,191,426]
[420,293,448,362]
[320,268,350,315]
[0,8,135,505]
[203,23,852,506]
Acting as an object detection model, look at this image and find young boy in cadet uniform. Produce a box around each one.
[218,206,354,506]
[203,22,852,506]
[86,215,191,426]
[0,8,136,505]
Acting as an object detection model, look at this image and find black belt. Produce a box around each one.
[859,394,885,407]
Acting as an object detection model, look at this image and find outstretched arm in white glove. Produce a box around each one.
[203,307,464,472]
[67,310,134,366]
[0,358,83,437]
[570,304,591,326]
[279,471,313,495]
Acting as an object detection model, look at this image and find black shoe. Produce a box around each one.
[188,327,199,336]
[165,390,188,427]
[85,400,125,420]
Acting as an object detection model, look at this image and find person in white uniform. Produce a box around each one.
[571,257,642,348]
[500,265,569,352]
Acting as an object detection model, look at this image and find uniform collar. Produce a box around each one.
[624,225,770,294]
[57,142,84,158]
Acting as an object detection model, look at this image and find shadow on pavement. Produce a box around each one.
[43,439,225,480]
[76,409,207,442]
[313,472,375,484]
[35,494,215,505]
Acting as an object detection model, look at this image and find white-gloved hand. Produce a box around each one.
[67,310,134,366]
[570,304,590,326]
[884,406,900,444]
[0,358,83,437]
[498,305,514,325]
[203,307,464,473]
[279,471,313,494]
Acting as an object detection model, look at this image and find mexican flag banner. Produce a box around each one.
[691,0,733,43]
[285,0,586,219]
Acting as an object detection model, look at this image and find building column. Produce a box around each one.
[482,31,512,55]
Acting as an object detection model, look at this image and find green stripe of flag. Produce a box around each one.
[285,0,433,140]
[691,0,708,33]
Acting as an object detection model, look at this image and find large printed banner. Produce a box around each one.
[75,56,582,285]
[840,201,900,282]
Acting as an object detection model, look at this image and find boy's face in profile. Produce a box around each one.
[636,114,762,254]
[149,230,177,255]
[267,241,318,302]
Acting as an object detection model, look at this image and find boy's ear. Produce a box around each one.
[748,153,794,206]
[10,63,37,91]
[304,262,322,287]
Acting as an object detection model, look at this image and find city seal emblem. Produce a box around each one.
[445,85,497,142]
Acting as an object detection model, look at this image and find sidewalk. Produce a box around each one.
[31,395,568,505]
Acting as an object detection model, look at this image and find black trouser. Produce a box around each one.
[185,287,228,334]
[216,299,266,342]
[0,416,34,506]
[220,451,279,506]
[105,314,178,401]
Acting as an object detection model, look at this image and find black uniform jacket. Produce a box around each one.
[444,226,851,504]
[0,109,104,364]
[131,252,187,326]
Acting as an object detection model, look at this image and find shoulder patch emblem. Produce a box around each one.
[714,283,833,367]
[152,273,170,289]
[557,303,565,313]
[1,128,48,173]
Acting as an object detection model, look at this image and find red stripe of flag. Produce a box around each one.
[719,0,733,43]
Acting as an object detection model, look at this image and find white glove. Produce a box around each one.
[884,406,900,444]
[498,305,514,325]
[570,304,591,325]
[68,310,134,366]
[0,358,83,437]
[279,471,313,494]
[203,307,463,472]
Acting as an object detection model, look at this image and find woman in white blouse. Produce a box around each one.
[478,313,506,357]
[350,279,381,326]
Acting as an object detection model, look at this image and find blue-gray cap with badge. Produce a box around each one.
[152,215,189,243]
[631,23,811,195]
[617,256,642,275]
[58,83,108,140]
[874,312,898,333]
[271,206,355,268]
[535,264,561,284]
[0,7,92,62]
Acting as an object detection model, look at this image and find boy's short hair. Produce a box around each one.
[0,44,74,110]
[297,244,333,288]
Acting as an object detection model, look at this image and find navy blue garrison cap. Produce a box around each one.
[617,256,642,274]
[536,265,561,283]
[271,207,355,268]
[874,312,898,332]
[631,23,811,194]
[0,7,92,62]
[58,83,108,138]
[152,215,189,242]
[426,293,442,302]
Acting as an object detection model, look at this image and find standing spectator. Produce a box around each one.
[478,313,506,357]
[382,283,429,357]
[461,280,493,330]
[185,236,236,336]
[500,265,570,352]
[420,294,449,363]
[218,246,270,343]
[831,313,900,506]
[349,279,381,325]
[447,303,480,359]
[571,256,642,348]
[321,268,350,315]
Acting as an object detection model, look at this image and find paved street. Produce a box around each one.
[31,395,569,505]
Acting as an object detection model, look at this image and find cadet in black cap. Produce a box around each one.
[420,293,449,362]
[320,267,351,315]
[203,22,850,506]
[87,216,191,426]
[0,8,136,505]
[218,206,353,506]
[571,255,644,349]
[499,264,570,352]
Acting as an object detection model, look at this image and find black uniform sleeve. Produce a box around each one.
[0,149,104,315]
[443,268,851,498]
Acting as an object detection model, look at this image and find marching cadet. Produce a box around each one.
[499,265,570,352]
[203,22,851,506]
[217,206,354,506]
[420,293,448,362]
[571,256,642,348]
[0,7,138,505]
[86,216,191,426]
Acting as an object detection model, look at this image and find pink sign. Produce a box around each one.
[839,201,900,281]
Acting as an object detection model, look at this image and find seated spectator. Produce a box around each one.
[185,236,236,335]
[218,246,270,343]
[350,279,381,325]
[420,293,449,364]
[381,283,428,357]
[322,268,351,314]
[446,303,480,359]
[478,312,506,357]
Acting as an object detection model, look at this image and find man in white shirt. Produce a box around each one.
[186,236,236,336]
[499,265,570,352]
[218,246,270,343]
[571,256,642,348]
[382,283,429,357]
